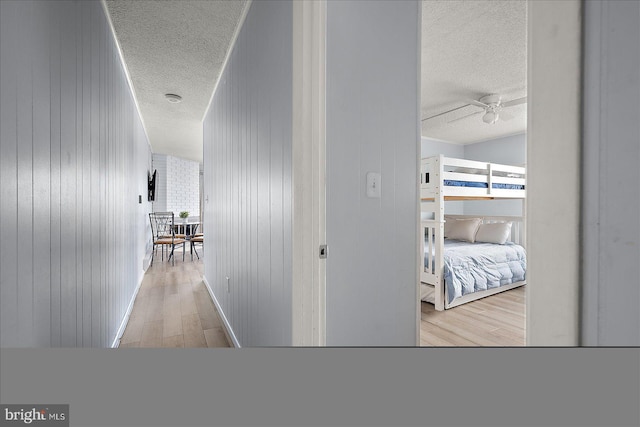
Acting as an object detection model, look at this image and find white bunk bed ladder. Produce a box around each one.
[420,156,439,200]
[421,219,444,311]
[419,155,446,310]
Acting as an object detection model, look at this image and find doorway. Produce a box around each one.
[418,0,582,346]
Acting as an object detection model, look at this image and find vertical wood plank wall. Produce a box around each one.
[203,0,293,346]
[0,0,152,348]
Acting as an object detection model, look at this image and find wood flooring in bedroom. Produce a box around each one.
[420,286,526,347]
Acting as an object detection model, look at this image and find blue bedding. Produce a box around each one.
[444,180,524,190]
[424,239,526,304]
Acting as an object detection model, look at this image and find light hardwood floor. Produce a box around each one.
[119,247,231,348]
[121,247,524,348]
[420,286,526,347]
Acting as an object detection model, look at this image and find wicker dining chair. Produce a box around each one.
[149,212,186,265]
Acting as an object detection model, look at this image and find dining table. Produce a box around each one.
[174,221,200,238]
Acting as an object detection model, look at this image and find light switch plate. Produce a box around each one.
[366,172,381,198]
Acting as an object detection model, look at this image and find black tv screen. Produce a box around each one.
[148,169,156,201]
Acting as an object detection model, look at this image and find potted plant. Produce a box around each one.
[179,211,189,223]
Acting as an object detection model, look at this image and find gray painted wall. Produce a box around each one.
[464,133,526,165]
[421,133,526,165]
[203,0,293,346]
[582,0,640,345]
[0,0,152,347]
[421,137,464,159]
[326,0,419,346]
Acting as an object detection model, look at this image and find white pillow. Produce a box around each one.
[445,218,482,242]
[443,216,469,237]
[475,221,513,244]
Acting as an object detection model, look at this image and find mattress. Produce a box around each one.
[443,180,525,190]
[424,239,527,304]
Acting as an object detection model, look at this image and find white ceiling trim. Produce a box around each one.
[424,130,526,146]
[421,135,465,144]
[202,0,253,123]
[100,0,153,154]
[458,130,527,145]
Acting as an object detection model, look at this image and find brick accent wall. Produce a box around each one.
[152,154,200,219]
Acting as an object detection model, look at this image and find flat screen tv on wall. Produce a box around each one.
[148,170,156,201]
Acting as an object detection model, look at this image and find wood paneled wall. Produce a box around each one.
[203,0,293,347]
[0,0,152,348]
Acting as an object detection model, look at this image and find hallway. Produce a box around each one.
[118,251,230,348]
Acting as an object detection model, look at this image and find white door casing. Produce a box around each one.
[291,0,327,346]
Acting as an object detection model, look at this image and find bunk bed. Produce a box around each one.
[420,155,527,311]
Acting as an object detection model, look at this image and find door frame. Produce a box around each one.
[525,0,582,346]
[292,0,583,347]
[291,0,327,346]
[416,0,583,346]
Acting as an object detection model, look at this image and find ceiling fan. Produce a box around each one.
[459,94,527,124]
[422,94,527,125]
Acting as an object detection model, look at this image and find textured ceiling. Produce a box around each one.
[105,0,247,162]
[421,0,527,143]
[105,0,525,161]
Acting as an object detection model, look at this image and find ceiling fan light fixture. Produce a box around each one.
[483,111,499,124]
[164,93,182,103]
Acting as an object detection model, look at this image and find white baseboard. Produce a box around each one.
[142,253,152,272]
[203,276,241,348]
[111,269,146,348]
[110,270,239,348]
